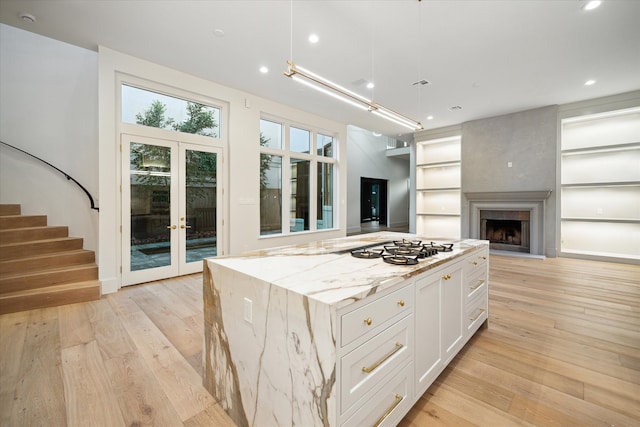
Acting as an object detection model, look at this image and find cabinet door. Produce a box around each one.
[414,274,442,397]
[441,262,464,365]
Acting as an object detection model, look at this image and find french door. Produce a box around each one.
[121,134,222,286]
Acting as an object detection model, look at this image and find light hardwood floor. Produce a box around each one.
[1,256,638,426]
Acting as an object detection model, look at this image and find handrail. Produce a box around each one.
[0,140,99,211]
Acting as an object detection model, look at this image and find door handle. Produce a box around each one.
[180,225,192,229]
[166,225,176,229]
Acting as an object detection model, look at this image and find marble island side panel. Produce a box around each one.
[204,260,337,427]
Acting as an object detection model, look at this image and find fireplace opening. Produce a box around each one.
[486,220,522,245]
[480,210,531,253]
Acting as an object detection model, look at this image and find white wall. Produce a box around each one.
[346,126,410,234]
[99,48,347,293]
[0,24,98,251]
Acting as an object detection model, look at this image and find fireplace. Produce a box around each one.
[480,210,530,253]
[464,191,552,257]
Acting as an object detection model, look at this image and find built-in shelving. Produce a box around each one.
[560,107,640,261]
[416,136,461,238]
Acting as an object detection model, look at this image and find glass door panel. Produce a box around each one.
[181,146,220,273]
[123,136,179,285]
[129,142,173,271]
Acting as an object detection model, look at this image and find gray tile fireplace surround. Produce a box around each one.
[465,191,552,257]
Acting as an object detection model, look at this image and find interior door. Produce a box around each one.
[122,134,222,286]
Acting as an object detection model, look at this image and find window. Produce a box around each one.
[121,84,221,138]
[291,127,310,154]
[317,162,333,229]
[260,153,282,235]
[259,118,338,236]
[317,133,334,157]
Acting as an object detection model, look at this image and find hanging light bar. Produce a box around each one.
[284,61,423,131]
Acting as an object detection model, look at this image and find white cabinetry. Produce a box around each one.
[337,246,489,426]
[414,273,441,397]
[464,252,489,338]
[338,283,415,427]
[560,107,640,261]
[441,261,464,365]
[415,136,461,239]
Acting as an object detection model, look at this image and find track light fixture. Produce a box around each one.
[284,61,423,131]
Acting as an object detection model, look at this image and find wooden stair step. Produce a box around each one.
[0,264,98,294]
[0,237,84,261]
[0,204,21,216]
[0,225,69,244]
[0,280,101,315]
[0,215,47,230]
[0,249,95,275]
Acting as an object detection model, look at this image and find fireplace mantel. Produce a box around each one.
[465,190,552,256]
[464,190,552,202]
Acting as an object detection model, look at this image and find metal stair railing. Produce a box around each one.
[0,140,99,211]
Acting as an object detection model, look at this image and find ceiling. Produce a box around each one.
[1,0,639,139]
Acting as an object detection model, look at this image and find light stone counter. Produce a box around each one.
[203,232,488,426]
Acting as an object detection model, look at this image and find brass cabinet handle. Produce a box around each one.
[472,261,478,266]
[470,280,485,291]
[364,317,373,326]
[470,308,486,322]
[180,224,192,229]
[397,300,405,307]
[442,274,451,280]
[166,225,176,229]
[482,256,487,260]
[362,343,403,374]
[373,393,404,427]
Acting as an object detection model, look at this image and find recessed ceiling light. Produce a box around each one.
[308,34,319,44]
[584,79,596,86]
[366,82,375,89]
[583,1,602,11]
[18,12,36,23]
[259,66,269,74]
[213,28,225,37]
[448,105,463,111]
[372,132,382,137]
[427,116,434,120]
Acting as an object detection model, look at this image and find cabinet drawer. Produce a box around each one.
[341,362,413,427]
[464,251,488,275]
[341,284,413,347]
[466,291,488,335]
[465,268,487,301]
[341,315,413,413]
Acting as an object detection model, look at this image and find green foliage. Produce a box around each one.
[135,100,175,129]
[173,102,217,137]
[135,99,217,137]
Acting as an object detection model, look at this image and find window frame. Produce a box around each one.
[259,115,339,237]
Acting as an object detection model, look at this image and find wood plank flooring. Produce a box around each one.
[1,255,638,426]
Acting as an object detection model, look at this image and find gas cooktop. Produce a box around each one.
[350,239,453,266]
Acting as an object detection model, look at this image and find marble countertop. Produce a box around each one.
[207,232,488,309]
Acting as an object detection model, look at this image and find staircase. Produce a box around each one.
[0,204,100,314]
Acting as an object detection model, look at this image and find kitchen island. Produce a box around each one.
[203,233,489,427]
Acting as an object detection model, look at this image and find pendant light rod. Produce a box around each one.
[284,60,423,131]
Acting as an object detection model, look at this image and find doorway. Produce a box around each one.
[360,177,388,225]
[121,134,223,286]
